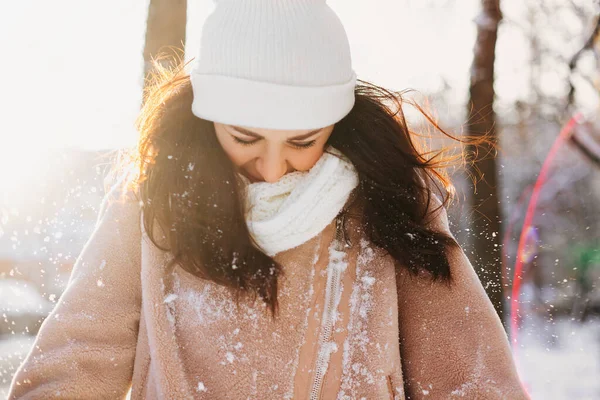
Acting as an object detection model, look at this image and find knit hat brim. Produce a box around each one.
[190,71,357,130]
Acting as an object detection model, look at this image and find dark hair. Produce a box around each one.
[113,57,488,319]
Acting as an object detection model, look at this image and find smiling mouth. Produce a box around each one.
[239,169,263,183]
[240,167,298,183]
[247,174,263,183]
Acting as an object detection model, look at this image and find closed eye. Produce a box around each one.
[290,140,317,149]
[232,136,257,146]
[231,135,317,149]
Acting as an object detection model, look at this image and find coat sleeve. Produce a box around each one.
[396,202,529,399]
[7,174,143,400]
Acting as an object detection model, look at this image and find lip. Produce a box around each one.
[241,168,297,183]
[241,170,263,183]
[248,175,263,183]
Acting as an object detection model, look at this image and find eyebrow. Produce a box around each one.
[231,126,323,141]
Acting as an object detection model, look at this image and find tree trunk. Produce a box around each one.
[143,0,187,83]
[466,0,506,328]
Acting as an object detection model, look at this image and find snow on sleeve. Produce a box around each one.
[7,179,143,400]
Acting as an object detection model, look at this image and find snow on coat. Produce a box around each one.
[7,181,528,399]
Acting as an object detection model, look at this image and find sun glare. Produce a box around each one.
[0,147,47,194]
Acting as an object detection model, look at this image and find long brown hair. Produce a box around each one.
[112,57,489,319]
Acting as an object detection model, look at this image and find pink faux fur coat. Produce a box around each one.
[8,180,528,399]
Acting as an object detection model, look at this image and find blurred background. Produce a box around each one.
[1,0,600,398]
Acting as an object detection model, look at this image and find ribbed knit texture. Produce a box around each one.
[240,146,359,256]
[198,0,351,86]
[190,0,357,130]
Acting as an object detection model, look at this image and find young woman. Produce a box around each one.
[9,1,528,399]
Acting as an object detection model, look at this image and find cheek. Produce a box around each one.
[215,134,254,167]
[289,146,327,171]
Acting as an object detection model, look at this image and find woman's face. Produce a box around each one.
[214,122,335,183]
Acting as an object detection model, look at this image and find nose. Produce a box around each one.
[255,149,287,183]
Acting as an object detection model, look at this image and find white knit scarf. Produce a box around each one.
[239,146,359,257]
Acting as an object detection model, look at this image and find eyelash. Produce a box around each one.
[232,136,317,149]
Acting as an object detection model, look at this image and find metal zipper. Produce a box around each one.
[309,212,351,400]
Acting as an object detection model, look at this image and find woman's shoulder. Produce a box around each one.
[100,163,141,211]
[423,191,452,235]
[90,165,145,249]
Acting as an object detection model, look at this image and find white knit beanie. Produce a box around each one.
[190,0,357,130]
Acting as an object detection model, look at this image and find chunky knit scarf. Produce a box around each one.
[239,146,359,257]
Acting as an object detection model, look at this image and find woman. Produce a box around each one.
[9,0,528,399]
